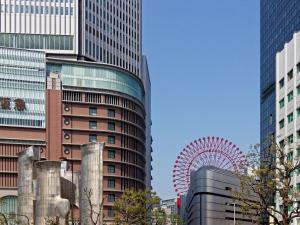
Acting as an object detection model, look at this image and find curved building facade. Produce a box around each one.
[46,58,146,222]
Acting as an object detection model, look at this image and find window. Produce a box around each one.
[288,135,294,144]
[89,107,97,116]
[297,183,300,191]
[108,194,115,202]
[297,148,300,157]
[108,179,115,188]
[279,78,284,89]
[288,69,293,81]
[108,136,115,144]
[287,152,293,161]
[297,62,300,73]
[108,122,115,131]
[279,140,284,148]
[108,165,115,173]
[297,86,300,95]
[89,134,97,142]
[288,113,294,123]
[89,121,97,129]
[108,207,115,217]
[279,99,284,108]
[288,91,294,102]
[108,109,115,118]
[279,119,284,129]
[108,149,115,159]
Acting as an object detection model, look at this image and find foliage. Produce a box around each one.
[168,213,184,225]
[113,189,160,225]
[152,208,167,225]
[234,137,300,225]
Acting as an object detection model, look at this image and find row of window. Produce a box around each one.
[278,108,300,129]
[279,87,300,108]
[0,33,74,51]
[0,4,74,15]
[88,121,115,131]
[89,107,115,117]
[89,134,115,144]
[279,63,300,89]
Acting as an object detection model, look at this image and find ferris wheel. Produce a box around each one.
[172,136,245,196]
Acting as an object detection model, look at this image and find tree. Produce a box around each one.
[235,138,300,225]
[168,213,184,225]
[113,189,160,225]
[152,208,167,225]
[83,188,104,225]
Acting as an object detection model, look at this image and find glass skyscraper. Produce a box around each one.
[261,0,300,149]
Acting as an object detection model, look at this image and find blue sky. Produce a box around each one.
[143,0,260,199]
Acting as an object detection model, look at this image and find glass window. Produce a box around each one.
[297,85,300,95]
[108,179,115,188]
[108,194,115,202]
[108,136,115,144]
[89,107,97,116]
[288,113,294,123]
[288,69,293,81]
[297,108,300,117]
[297,148,300,157]
[279,78,284,89]
[288,135,294,144]
[89,134,97,142]
[108,165,115,173]
[287,151,293,161]
[288,91,294,102]
[108,207,115,217]
[108,109,115,118]
[108,149,115,159]
[279,99,284,109]
[108,122,115,131]
[89,121,97,129]
[279,119,284,129]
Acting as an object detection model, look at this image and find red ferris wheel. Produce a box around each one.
[172,136,246,196]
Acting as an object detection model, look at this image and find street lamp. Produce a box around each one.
[225,202,236,225]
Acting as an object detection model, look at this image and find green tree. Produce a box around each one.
[168,213,184,225]
[152,208,167,225]
[113,189,160,225]
[235,138,300,225]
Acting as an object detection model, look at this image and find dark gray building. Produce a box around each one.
[185,166,255,225]
[260,0,300,150]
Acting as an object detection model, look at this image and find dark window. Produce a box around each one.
[89,107,97,116]
[89,134,97,142]
[279,78,284,89]
[89,121,97,129]
[108,165,115,173]
[108,122,115,131]
[108,194,115,202]
[288,69,293,81]
[108,109,115,118]
[108,149,115,159]
[108,207,115,217]
[108,179,115,188]
[108,136,115,144]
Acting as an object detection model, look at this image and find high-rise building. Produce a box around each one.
[276,31,300,225]
[0,0,151,222]
[0,0,142,76]
[260,0,300,150]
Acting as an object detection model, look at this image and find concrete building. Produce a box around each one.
[0,47,150,223]
[0,0,142,76]
[276,31,300,225]
[185,166,255,225]
[161,198,177,215]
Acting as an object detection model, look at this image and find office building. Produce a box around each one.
[185,166,255,225]
[0,0,142,76]
[0,46,149,223]
[276,31,300,225]
[261,0,300,151]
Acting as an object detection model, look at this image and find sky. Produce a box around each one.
[142,0,260,200]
